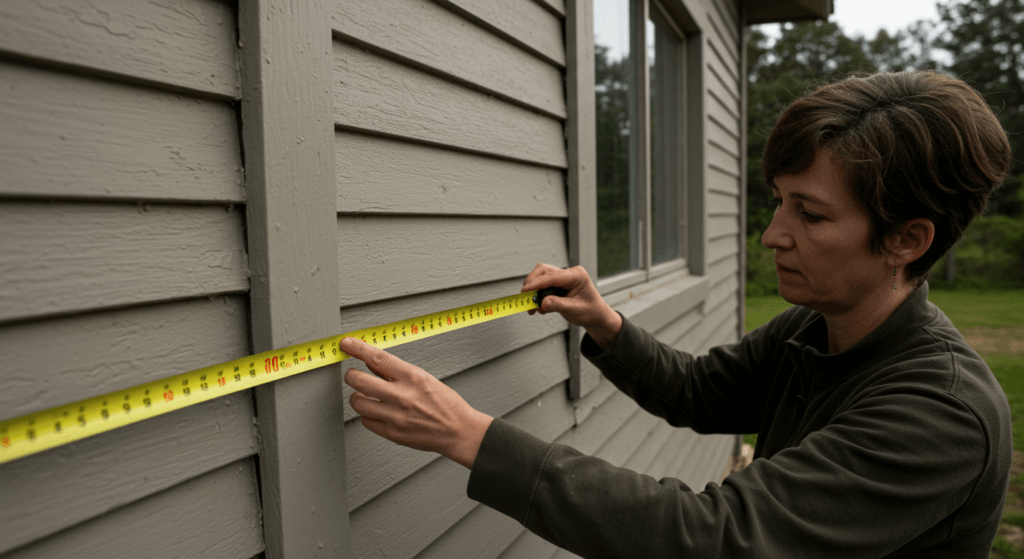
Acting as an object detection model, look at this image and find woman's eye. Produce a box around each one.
[770,197,782,209]
[802,211,822,223]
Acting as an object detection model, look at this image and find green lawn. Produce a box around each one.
[743,289,1024,558]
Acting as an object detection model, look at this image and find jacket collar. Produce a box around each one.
[782,282,937,384]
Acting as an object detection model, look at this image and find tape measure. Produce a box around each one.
[0,287,567,465]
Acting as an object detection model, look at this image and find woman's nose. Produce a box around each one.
[761,212,792,250]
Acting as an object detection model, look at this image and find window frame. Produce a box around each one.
[593,0,694,296]
[567,0,707,399]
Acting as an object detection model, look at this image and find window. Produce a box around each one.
[594,0,688,291]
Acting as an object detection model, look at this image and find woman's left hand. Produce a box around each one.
[340,337,493,469]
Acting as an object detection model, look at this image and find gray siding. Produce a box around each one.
[332,0,572,557]
[0,0,748,557]
[0,1,260,557]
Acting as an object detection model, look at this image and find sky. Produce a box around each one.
[828,0,940,39]
[594,0,944,60]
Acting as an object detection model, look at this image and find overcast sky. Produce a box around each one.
[594,0,944,60]
[829,0,940,38]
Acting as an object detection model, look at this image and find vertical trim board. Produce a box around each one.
[565,0,599,398]
[0,61,244,202]
[238,0,350,556]
[0,0,240,99]
[336,132,566,217]
[0,202,248,324]
[332,0,566,117]
[333,42,567,168]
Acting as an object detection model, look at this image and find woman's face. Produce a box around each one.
[761,152,890,315]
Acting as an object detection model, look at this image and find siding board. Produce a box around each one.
[708,165,741,196]
[333,0,564,117]
[345,335,570,510]
[497,530,560,559]
[0,297,249,421]
[709,115,740,152]
[709,215,740,240]
[0,202,249,323]
[4,459,264,559]
[440,0,566,66]
[706,55,740,103]
[0,61,244,203]
[333,41,567,168]
[0,0,240,99]
[352,390,640,559]
[707,235,740,265]
[350,456,475,559]
[415,503,523,559]
[707,190,740,216]
[708,143,741,177]
[336,132,566,217]
[337,216,568,305]
[0,396,257,555]
[340,310,567,420]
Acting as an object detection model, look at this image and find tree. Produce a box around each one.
[933,0,1024,217]
[746,21,908,234]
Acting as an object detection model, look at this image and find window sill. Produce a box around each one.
[602,272,709,334]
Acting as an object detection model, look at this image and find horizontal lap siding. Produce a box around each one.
[337,216,568,305]
[0,1,256,556]
[5,460,263,559]
[333,42,566,167]
[334,0,569,557]
[337,133,567,217]
[0,62,243,203]
[0,0,239,99]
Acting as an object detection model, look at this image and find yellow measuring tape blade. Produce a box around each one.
[0,289,553,465]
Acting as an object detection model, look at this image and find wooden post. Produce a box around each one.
[566,0,600,399]
[238,1,350,557]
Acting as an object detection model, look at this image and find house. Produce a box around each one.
[0,0,831,557]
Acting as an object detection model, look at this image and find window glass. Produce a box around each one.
[649,7,682,265]
[594,0,638,277]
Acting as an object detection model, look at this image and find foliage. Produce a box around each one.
[747,0,1024,288]
[745,231,778,297]
[931,215,1024,289]
[746,21,926,233]
[594,44,633,277]
[933,0,1024,217]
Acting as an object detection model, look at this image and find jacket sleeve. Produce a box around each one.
[582,313,787,434]
[466,382,987,559]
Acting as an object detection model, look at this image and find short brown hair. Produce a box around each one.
[762,70,1011,285]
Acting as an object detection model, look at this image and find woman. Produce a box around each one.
[342,70,1013,558]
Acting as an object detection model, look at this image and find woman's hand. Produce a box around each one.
[341,337,493,469]
[522,263,623,350]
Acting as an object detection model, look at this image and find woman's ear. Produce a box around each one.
[887,218,936,267]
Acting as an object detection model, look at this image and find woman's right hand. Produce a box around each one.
[522,263,623,350]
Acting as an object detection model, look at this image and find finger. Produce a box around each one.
[344,368,395,401]
[522,266,572,293]
[349,390,390,418]
[522,262,562,292]
[339,336,406,381]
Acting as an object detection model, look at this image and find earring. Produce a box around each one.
[892,267,897,290]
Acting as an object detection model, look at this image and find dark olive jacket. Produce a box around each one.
[468,283,1012,558]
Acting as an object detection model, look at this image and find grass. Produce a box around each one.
[742,289,1024,558]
